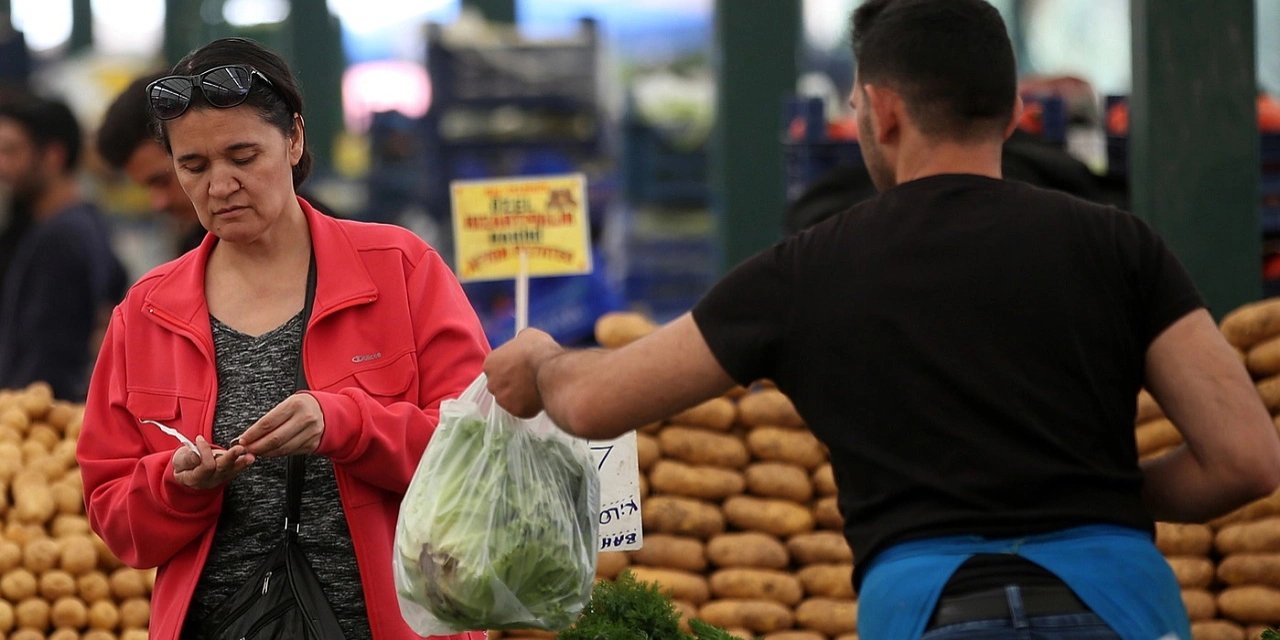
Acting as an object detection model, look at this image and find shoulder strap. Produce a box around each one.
[285,253,317,536]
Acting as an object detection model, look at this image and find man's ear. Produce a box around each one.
[1004,95,1025,140]
[864,84,901,145]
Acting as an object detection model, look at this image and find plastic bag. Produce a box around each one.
[395,374,600,634]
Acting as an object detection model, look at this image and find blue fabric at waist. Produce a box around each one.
[857,524,1189,640]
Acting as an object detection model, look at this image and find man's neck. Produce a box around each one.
[894,134,1004,184]
[31,176,81,221]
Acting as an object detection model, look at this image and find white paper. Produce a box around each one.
[590,431,643,552]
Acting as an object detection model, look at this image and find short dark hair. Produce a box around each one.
[157,37,312,188]
[96,70,167,170]
[0,93,82,173]
[851,0,1016,141]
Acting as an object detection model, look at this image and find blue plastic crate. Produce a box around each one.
[622,122,709,207]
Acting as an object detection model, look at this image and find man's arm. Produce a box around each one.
[485,313,737,439]
[1141,308,1280,522]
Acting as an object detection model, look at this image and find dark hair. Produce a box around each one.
[158,37,311,188]
[851,0,1016,141]
[96,70,167,170]
[0,93,82,173]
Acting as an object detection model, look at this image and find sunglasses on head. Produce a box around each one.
[146,65,275,121]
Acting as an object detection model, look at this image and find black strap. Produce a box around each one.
[285,254,317,536]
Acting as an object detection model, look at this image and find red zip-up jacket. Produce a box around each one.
[78,199,490,639]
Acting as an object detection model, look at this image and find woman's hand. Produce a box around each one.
[236,392,326,458]
[173,436,255,490]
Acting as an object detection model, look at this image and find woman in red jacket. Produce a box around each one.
[76,37,489,640]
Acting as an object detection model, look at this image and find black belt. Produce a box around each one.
[928,584,1090,629]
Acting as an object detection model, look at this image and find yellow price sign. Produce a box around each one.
[450,174,592,282]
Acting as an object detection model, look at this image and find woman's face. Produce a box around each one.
[166,105,303,244]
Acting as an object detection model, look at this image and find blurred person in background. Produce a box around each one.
[97,70,206,257]
[76,37,488,639]
[0,92,127,400]
[484,0,1280,638]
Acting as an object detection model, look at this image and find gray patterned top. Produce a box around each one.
[181,311,371,640]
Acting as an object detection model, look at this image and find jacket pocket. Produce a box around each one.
[349,352,415,399]
[125,390,188,454]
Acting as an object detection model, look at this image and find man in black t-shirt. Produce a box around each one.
[484,1,1280,637]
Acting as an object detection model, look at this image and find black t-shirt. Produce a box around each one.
[693,174,1204,585]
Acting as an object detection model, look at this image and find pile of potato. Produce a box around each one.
[0,382,152,640]
[1136,298,1280,640]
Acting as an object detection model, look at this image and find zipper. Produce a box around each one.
[261,570,272,595]
[238,598,296,639]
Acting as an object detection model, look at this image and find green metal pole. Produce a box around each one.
[460,0,516,24]
[1130,0,1259,317]
[68,0,91,52]
[287,0,344,176]
[711,0,800,270]
[163,0,203,65]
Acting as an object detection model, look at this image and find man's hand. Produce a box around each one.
[173,436,255,490]
[236,393,326,458]
[484,328,564,418]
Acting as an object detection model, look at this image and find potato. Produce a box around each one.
[110,567,148,599]
[51,482,82,515]
[28,453,70,482]
[45,402,77,431]
[762,632,825,640]
[797,563,855,598]
[39,569,76,600]
[19,382,52,418]
[709,568,804,605]
[639,474,650,499]
[1218,585,1280,624]
[813,496,844,530]
[77,571,111,603]
[626,567,710,604]
[2,568,37,601]
[1258,375,1280,412]
[3,522,45,546]
[88,598,120,630]
[796,597,858,636]
[10,629,46,640]
[25,423,60,452]
[50,514,90,538]
[724,628,753,640]
[707,532,790,569]
[1135,418,1181,457]
[84,631,119,640]
[50,629,81,640]
[15,597,49,630]
[92,535,125,571]
[636,433,659,472]
[659,426,751,468]
[1181,588,1216,621]
[1221,298,1280,349]
[121,631,150,640]
[61,535,98,575]
[1217,517,1280,554]
[723,496,814,537]
[1166,555,1214,589]
[0,600,12,632]
[1135,389,1163,423]
[23,537,60,573]
[737,389,804,429]
[745,462,813,503]
[787,531,854,565]
[0,407,29,432]
[630,534,707,573]
[698,599,794,634]
[747,428,827,470]
[812,464,837,497]
[0,424,20,445]
[1218,553,1280,586]
[65,411,84,442]
[13,471,55,524]
[1216,492,1280,527]
[20,440,47,461]
[650,460,745,500]
[641,496,725,539]
[120,597,150,629]
[0,539,22,572]
[594,311,657,348]
[50,595,88,629]
[670,397,737,431]
[596,551,630,580]
[1155,522,1213,556]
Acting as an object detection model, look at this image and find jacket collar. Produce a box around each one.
[143,197,378,329]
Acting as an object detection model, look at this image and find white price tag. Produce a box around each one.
[590,431,643,552]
